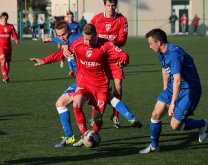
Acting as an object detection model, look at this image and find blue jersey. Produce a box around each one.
[51,32,81,46]
[67,21,82,36]
[158,43,201,89]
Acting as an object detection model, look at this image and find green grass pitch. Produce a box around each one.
[0,36,208,165]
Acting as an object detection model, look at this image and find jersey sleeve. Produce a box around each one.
[42,49,64,64]
[114,16,128,47]
[11,25,19,42]
[169,52,183,74]
[51,37,65,44]
[105,41,129,64]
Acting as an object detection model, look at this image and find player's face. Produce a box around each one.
[105,1,117,16]
[67,14,73,22]
[0,16,8,25]
[56,28,69,43]
[83,33,97,46]
[147,36,160,53]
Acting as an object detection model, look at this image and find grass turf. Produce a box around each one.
[0,36,208,165]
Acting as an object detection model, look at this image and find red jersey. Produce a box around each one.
[42,37,129,86]
[69,37,128,87]
[90,12,128,47]
[0,23,18,48]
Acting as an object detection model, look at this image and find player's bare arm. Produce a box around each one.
[42,36,52,43]
[162,68,170,90]
[63,45,72,58]
[168,73,181,117]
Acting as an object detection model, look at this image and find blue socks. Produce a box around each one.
[150,119,162,148]
[183,118,205,130]
[57,107,73,137]
[110,97,136,121]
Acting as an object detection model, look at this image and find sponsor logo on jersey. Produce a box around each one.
[105,22,112,31]
[0,34,9,38]
[80,59,101,67]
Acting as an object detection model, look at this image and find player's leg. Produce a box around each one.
[108,91,142,128]
[0,53,9,83]
[170,88,208,142]
[55,93,75,147]
[139,100,167,154]
[92,109,103,133]
[111,78,122,128]
[72,94,89,147]
[73,94,88,134]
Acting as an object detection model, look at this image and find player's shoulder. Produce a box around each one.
[6,23,15,28]
[71,37,83,46]
[91,12,103,21]
[116,13,127,21]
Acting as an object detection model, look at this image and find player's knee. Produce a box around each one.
[170,122,181,130]
[151,111,162,120]
[73,101,80,108]
[56,99,64,107]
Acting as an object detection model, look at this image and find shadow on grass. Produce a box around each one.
[0,113,31,123]
[5,132,208,164]
[138,131,208,152]
[9,77,73,84]
[5,146,138,164]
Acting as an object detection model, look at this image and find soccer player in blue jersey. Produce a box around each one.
[42,21,81,76]
[139,28,208,154]
[64,10,81,75]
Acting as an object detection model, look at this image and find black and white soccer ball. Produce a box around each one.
[82,130,101,148]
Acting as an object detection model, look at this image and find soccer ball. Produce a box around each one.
[82,130,101,148]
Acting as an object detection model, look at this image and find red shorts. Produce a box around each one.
[0,47,12,62]
[108,63,124,79]
[75,82,108,113]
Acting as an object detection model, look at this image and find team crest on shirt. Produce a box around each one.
[105,22,112,31]
[4,27,7,32]
[86,48,93,58]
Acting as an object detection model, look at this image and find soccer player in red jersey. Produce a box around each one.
[70,24,128,146]
[90,0,128,128]
[0,12,19,83]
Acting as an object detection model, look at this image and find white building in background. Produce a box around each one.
[0,0,207,36]
[0,0,18,30]
[51,0,208,36]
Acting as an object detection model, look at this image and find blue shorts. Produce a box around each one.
[156,87,201,121]
[63,82,77,94]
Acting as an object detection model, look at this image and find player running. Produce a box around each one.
[90,0,128,128]
[0,12,19,83]
[139,28,208,154]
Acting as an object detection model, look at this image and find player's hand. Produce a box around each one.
[15,40,19,45]
[42,36,52,43]
[168,104,175,117]
[63,46,72,58]
[29,58,44,66]
[117,61,128,67]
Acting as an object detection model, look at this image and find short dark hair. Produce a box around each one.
[145,28,168,44]
[103,0,118,6]
[0,12,9,19]
[55,21,71,33]
[83,24,97,35]
[66,10,74,17]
